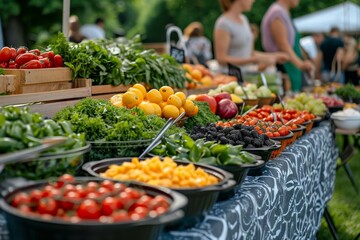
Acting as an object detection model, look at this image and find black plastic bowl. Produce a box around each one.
[243,140,281,162]
[82,158,236,224]
[0,177,187,240]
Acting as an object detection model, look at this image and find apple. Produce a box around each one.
[214,92,232,104]
[195,94,217,114]
[217,99,238,119]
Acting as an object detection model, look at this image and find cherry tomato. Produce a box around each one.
[124,187,142,199]
[38,198,58,216]
[12,193,31,207]
[101,180,115,191]
[74,184,88,197]
[113,210,129,222]
[0,47,12,62]
[8,60,17,69]
[61,191,81,210]
[0,62,8,68]
[57,174,75,188]
[76,199,101,220]
[151,195,169,210]
[273,132,280,137]
[97,187,110,196]
[86,182,99,192]
[113,182,126,192]
[29,189,43,203]
[101,197,119,216]
[18,204,32,214]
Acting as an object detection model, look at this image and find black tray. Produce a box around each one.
[82,158,236,228]
[0,177,186,240]
[242,140,281,162]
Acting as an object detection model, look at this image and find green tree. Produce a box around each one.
[0,0,124,48]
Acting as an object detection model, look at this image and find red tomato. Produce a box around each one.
[61,191,81,210]
[62,184,76,194]
[113,182,126,192]
[76,199,101,220]
[86,192,100,200]
[0,47,12,62]
[29,49,41,56]
[20,60,42,69]
[57,174,75,188]
[118,191,132,208]
[15,53,38,66]
[29,189,43,203]
[8,60,17,69]
[134,195,152,208]
[283,113,292,120]
[9,48,16,60]
[74,184,88,197]
[86,181,99,191]
[39,57,50,68]
[18,204,32,214]
[248,111,258,117]
[273,132,280,137]
[124,187,142,199]
[130,206,149,218]
[98,187,110,196]
[0,62,8,68]
[150,195,169,210]
[113,210,129,222]
[12,193,31,207]
[52,54,63,67]
[16,47,27,56]
[278,126,289,136]
[40,51,55,61]
[101,197,119,216]
[101,180,115,191]
[38,198,58,216]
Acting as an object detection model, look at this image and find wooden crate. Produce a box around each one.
[3,67,73,94]
[0,75,17,95]
[91,84,130,100]
[0,78,91,118]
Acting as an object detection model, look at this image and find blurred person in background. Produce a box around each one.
[316,27,345,83]
[183,22,213,66]
[261,0,314,93]
[342,34,359,85]
[69,15,86,44]
[80,18,105,40]
[214,0,288,75]
[300,32,325,63]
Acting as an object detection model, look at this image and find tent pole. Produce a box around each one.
[62,0,70,40]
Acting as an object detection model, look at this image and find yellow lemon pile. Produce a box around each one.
[110,84,198,119]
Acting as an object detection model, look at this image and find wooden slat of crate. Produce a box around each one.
[186,86,216,95]
[27,100,82,118]
[21,82,72,94]
[0,75,18,94]
[3,67,72,84]
[0,79,91,106]
[91,84,129,95]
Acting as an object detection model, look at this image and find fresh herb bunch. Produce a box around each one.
[151,132,256,166]
[183,101,220,132]
[48,33,121,85]
[335,84,360,99]
[94,36,188,89]
[0,106,86,180]
[49,33,188,88]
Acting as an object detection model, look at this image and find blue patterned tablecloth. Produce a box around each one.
[0,122,338,240]
[160,122,338,240]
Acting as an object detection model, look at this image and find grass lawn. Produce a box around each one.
[317,135,360,239]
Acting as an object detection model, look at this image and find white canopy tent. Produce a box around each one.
[294,1,360,33]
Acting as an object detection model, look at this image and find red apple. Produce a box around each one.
[195,94,217,114]
[213,92,232,104]
[217,99,238,119]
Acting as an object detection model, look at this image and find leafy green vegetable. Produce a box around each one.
[0,106,86,180]
[151,132,256,166]
[0,68,4,75]
[183,101,220,132]
[335,84,360,99]
[53,98,184,161]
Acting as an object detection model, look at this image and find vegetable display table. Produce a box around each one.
[0,122,338,240]
[160,121,338,239]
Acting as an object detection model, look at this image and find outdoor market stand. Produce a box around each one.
[160,122,337,240]
[0,122,338,239]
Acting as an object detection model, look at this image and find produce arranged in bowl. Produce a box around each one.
[331,109,360,130]
[151,133,257,165]
[0,106,86,180]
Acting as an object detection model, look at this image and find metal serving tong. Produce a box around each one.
[0,136,67,166]
[139,112,186,158]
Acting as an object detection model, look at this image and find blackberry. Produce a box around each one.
[244,136,252,145]
[241,129,251,137]
[253,139,262,148]
[228,140,235,145]
[223,128,232,135]
[233,124,242,130]
[228,134,238,142]
[210,127,217,132]
[230,130,241,136]
[206,135,215,141]
[263,134,270,140]
[220,136,229,144]
[247,144,255,148]
[251,130,259,138]
[265,140,273,146]
[216,126,224,131]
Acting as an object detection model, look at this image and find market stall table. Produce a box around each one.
[0,122,338,240]
[160,121,338,239]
